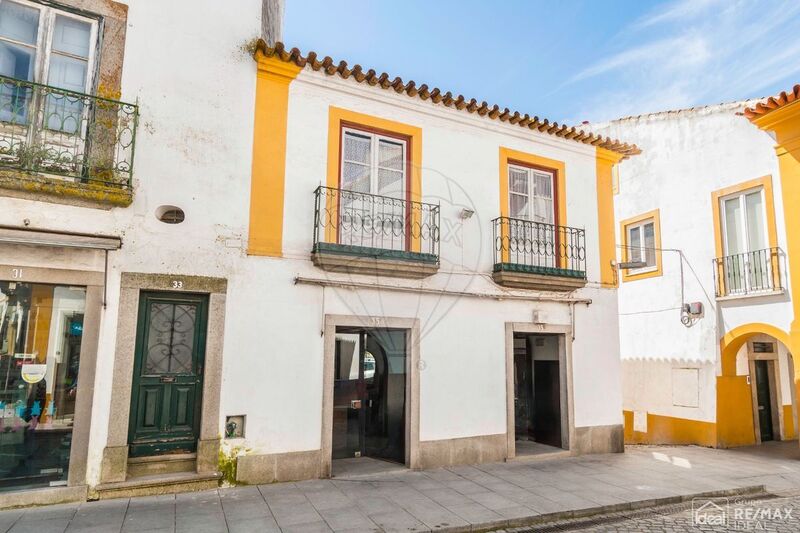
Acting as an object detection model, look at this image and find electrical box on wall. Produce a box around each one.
[225,415,246,439]
[684,302,704,318]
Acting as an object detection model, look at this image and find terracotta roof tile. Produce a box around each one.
[255,41,641,158]
[744,84,800,120]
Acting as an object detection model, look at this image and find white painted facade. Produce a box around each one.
[590,102,797,441]
[0,0,626,495]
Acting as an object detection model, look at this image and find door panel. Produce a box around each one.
[129,292,207,457]
[755,360,774,442]
[332,329,406,464]
[533,360,562,447]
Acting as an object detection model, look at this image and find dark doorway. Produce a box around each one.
[332,328,406,464]
[514,333,563,451]
[754,359,774,442]
[128,292,208,457]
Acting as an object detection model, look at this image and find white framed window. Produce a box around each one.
[508,163,555,224]
[720,186,771,293]
[626,218,657,271]
[0,0,98,92]
[339,127,408,250]
[340,127,407,199]
[721,187,767,257]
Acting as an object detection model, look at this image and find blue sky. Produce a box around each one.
[283,0,800,124]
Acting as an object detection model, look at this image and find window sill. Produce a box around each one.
[0,169,133,210]
[492,263,587,292]
[311,243,439,279]
[716,288,786,302]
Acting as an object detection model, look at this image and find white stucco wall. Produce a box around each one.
[1,0,624,487]
[591,102,795,424]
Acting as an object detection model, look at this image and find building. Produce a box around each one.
[589,92,800,449]
[0,0,637,506]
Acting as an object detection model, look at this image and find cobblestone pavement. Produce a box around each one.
[0,442,798,532]
[506,490,800,532]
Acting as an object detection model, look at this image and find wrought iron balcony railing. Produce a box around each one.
[713,247,786,297]
[493,216,586,278]
[312,186,440,262]
[0,75,138,188]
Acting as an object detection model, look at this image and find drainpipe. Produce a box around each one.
[262,0,284,46]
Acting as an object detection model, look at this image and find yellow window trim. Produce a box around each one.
[498,147,567,266]
[619,208,662,282]
[325,106,423,252]
[710,176,778,297]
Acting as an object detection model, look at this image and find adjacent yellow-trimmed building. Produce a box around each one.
[590,91,800,448]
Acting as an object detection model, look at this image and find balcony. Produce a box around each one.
[0,76,138,208]
[312,186,440,278]
[492,217,587,291]
[713,247,786,299]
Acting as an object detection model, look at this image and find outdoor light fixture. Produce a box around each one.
[459,208,475,219]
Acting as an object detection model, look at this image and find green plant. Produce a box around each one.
[218,444,249,485]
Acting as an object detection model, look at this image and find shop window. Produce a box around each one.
[0,281,85,491]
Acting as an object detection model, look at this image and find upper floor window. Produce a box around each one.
[340,127,407,199]
[721,187,767,257]
[508,163,555,225]
[626,218,656,270]
[620,209,662,282]
[0,0,97,94]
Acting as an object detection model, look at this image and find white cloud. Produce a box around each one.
[632,0,727,30]
[566,0,800,123]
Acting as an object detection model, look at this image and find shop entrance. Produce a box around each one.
[514,333,564,453]
[0,281,85,491]
[332,328,406,465]
[128,292,208,457]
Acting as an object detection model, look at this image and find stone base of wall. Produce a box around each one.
[236,449,323,485]
[573,424,624,454]
[0,485,87,510]
[417,433,507,469]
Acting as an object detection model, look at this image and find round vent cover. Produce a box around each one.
[155,205,185,224]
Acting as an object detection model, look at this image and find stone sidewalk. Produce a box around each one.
[1,442,799,532]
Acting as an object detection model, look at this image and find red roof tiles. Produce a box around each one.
[744,84,800,120]
[255,41,641,158]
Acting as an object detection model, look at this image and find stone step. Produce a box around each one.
[127,453,197,478]
[93,471,221,500]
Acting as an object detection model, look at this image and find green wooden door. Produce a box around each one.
[128,292,208,457]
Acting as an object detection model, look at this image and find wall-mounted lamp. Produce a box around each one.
[459,208,475,219]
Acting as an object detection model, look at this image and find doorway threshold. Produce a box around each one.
[332,457,407,479]
[512,440,571,462]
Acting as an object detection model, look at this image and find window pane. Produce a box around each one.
[745,191,766,252]
[628,226,642,262]
[723,197,744,255]
[51,15,91,59]
[47,53,87,92]
[533,171,553,200]
[0,40,35,80]
[343,131,370,164]
[643,222,656,266]
[341,161,370,193]
[45,54,87,133]
[0,282,86,490]
[508,167,528,194]
[378,168,403,199]
[510,193,529,219]
[0,1,39,45]
[378,139,403,171]
[145,302,196,374]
